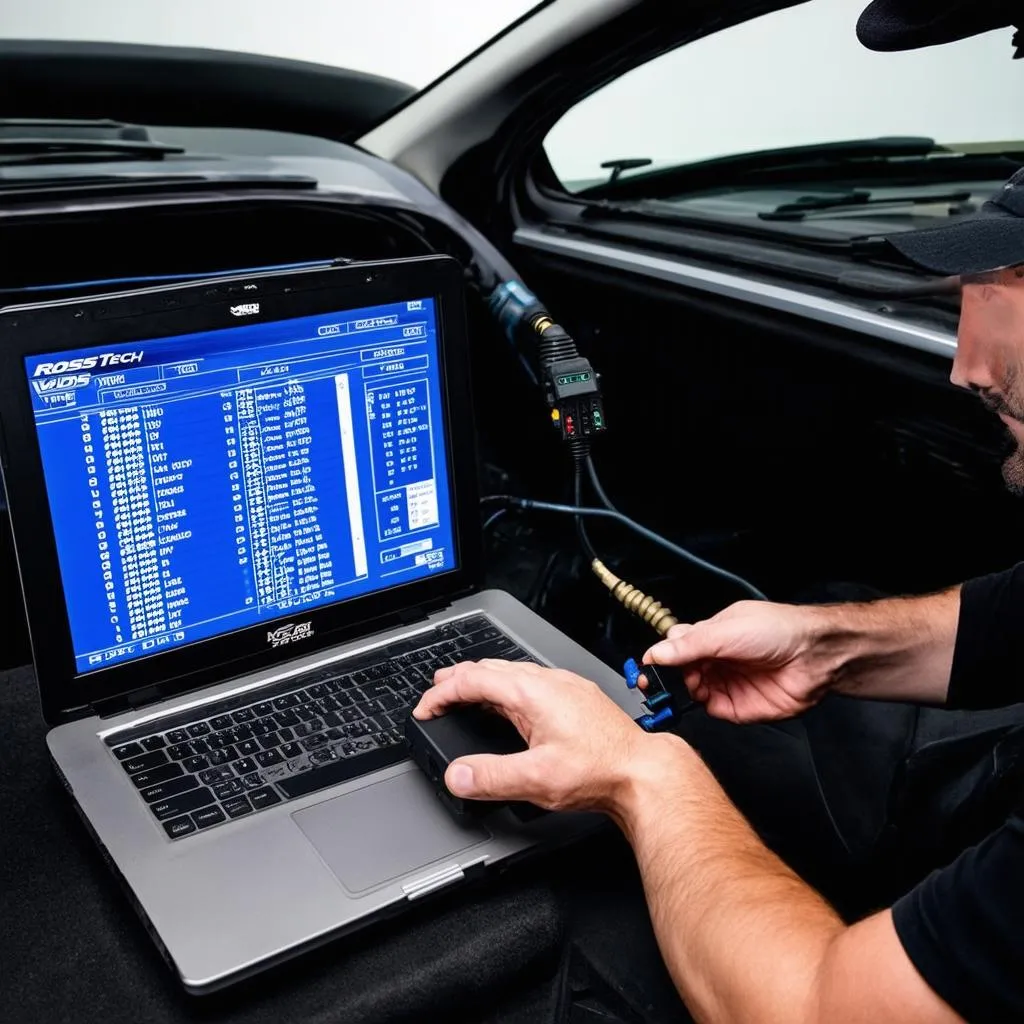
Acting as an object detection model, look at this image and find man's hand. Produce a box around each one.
[412,658,672,813]
[643,587,962,721]
[643,600,841,723]
[413,653,963,1024]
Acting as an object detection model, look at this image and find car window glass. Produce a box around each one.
[544,0,1021,194]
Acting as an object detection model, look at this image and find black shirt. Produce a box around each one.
[892,563,1024,1023]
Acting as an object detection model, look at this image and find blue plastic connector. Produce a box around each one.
[643,687,672,708]
[623,657,642,689]
[624,658,677,731]
[638,707,675,731]
[488,280,544,346]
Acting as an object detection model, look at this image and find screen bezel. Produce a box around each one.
[0,256,482,724]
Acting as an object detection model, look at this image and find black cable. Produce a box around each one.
[481,493,768,601]
[585,454,618,512]
[573,459,600,563]
[583,455,767,600]
[581,457,628,633]
[527,550,561,611]
[482,507,509,535]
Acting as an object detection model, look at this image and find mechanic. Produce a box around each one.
[416,219,1024,1024]
[411,5,1024,1022]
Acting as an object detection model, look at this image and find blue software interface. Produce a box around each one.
[25,296,456,675]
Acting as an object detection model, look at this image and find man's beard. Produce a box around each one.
[1000,435,1024,496]
[979,382,1024,495]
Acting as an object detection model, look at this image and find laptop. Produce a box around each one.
[0,255,640,993]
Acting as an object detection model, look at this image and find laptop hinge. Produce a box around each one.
[93,686,162,720]
[90,600,450,720]
[399,599,445,625]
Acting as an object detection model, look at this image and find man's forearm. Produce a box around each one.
[611,735,845,1023]
[809,585,960,705]
[610,735,961,1024]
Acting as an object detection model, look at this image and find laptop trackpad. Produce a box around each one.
[292,769,491,894]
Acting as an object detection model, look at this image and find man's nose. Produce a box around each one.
[950,327,997,392]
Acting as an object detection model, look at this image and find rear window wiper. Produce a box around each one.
[758,187,973,220]
[0,117,183,165]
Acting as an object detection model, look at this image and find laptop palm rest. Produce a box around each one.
[292,770,491,894]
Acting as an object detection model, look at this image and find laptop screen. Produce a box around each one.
[24,296,456,676]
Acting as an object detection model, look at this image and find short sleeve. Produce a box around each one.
[947,563,1024,710]
[892,811,1024,1023]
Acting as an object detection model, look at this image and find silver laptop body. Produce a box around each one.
[0,256,639,993]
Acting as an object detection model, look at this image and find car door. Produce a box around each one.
[360,0,1024,613]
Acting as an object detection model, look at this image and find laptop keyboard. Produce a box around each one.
[106,615,533,841]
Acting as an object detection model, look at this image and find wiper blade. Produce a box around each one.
[0,172,319,200]
[0,117,166,141]
[0,139,183,165]
[0,117,183,165]
[758,187,972,220]
[580,136,940,200]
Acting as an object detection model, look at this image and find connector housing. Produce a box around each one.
[544,356,606,441]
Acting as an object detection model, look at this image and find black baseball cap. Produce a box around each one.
[886,168,1024,276]
[856,0,1022,55]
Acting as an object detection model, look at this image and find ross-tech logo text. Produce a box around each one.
[32,351,144,376]
[230,303,260,317]
[267,621,314,648]
[31,351,144,395]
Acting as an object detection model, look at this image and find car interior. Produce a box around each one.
[2,1,1022,1021]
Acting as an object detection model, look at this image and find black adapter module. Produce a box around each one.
[404,706,544,822]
